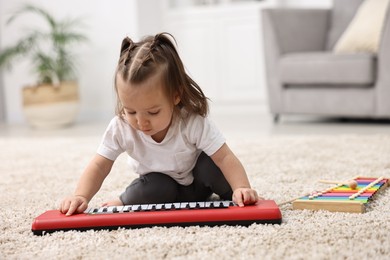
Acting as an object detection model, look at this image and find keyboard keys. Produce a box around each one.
[180,202,189,209]
[197,202,205,208]
[132,205,141,211]
[155,204,164,210]
[147,204,156,211]
[189,202,197,209]
[123,205,131,212]
[205,201,213,208]
[164,203,173,210]
[86,200,233,214]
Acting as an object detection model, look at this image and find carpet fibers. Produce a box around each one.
[1,135,389,259]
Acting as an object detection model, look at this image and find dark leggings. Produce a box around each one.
[119,152,233,204]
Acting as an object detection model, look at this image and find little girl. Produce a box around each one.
[60,32,260,216]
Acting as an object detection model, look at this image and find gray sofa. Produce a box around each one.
[262,0,390,121]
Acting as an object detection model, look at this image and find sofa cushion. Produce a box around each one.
[333,0,390,53]
[326,0,363,50]
[279,52,376,85]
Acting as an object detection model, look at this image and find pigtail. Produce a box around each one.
[150,34,159,51]
[120,37,132,56]
[152,33,209,117]
[118,37,137,67]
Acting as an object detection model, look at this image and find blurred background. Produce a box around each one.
[0,0,332,128]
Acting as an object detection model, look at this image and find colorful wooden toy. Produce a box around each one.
[292,177,389,213]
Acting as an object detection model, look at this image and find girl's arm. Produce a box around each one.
[60,154,114,215]
[211,143,259,207]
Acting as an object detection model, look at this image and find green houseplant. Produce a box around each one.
[0,4,87,128]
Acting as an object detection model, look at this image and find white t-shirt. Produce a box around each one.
[97,113,226,185]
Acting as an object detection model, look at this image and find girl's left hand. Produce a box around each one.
[232,188,262,207]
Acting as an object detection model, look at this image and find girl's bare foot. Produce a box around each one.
[102,198,123,207]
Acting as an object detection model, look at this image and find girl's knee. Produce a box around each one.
[193,152,233,198]
[193,152,221,182]
[120,173,178,204]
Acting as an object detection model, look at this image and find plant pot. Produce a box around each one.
[22,81,79,129]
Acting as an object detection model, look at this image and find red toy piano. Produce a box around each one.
[32,200,282,235]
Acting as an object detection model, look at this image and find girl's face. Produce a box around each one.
[117,72,180,143]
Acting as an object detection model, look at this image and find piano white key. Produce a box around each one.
[85,200,236,215]
[115,206,124,212]
[189,202,197,208]
[222,201,231,207]
[123,205,132,212]
[180,202,189,209]
[155,204,164,210]
[147,204,156,211]
[131,205,141,211]
[84,207,93,214]
[213,201,221,208]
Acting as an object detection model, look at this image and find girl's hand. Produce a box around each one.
[232,188,262,207]
[60,195,88,216]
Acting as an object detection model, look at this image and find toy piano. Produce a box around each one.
[292,176,389,213]
[32,200,282,235]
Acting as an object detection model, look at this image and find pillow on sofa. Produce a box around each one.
[334,0,390,53]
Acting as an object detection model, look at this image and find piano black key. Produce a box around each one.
[220,201,226,207]
[215,201,225,208]
[197,202,205,208]
[97,207,107,213]
[205,201,214,208]
[105,206,115,213]
[86,200,235,215]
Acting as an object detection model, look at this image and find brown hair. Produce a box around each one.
[115,32,208,118]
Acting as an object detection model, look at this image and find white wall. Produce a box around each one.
[0,0,331,125]
[0,0,164,124]
[161,0,332,115]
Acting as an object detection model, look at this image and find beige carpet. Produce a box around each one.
[1,134,390,259]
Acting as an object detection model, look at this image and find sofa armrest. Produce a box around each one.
[376,5,390,116]
[261,8,330,114]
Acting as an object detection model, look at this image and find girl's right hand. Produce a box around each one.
[60,195,88,216]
